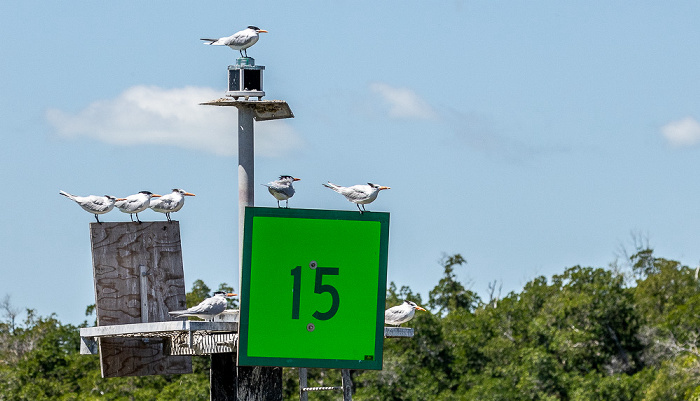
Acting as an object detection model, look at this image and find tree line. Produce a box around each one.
[0,247,699,400]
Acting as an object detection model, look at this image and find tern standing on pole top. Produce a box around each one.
[323,182,390,214]
[149,188,196,222]
[115,191,161,224]
[59,191,125,224]
[263,175,300,208]
[201,26,268,58]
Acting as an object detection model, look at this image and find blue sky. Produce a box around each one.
[2,2,700,325]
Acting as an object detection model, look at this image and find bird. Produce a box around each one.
[168,291,237,321]
[263,176,300,208]
[384,300,426,326]
[149,189,196,222]
[322,182,390,213]
[201,26,268,58]
[59,191,125,224]
[114,191,161,223]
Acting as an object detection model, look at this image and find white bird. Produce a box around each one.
[384,300,426,326]
[149,189,196,222]
[323,182,390,213]
[114,191,161,223]
[168,291,237,321]
[59,191,125,224]
[201,26,268,58]
[263,176,300,208]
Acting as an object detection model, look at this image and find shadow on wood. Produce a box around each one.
[90,221,192,378]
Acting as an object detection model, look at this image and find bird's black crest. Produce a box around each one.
[139,191,153,195]
[248,26,260,30]
[213,291,226,295]
[279,175,294,180]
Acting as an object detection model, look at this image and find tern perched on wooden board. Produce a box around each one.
[201,26,268,58]
[323,182,390,213]
[149,189,195,222]
[114,191,161,223]
[59,191,125,224]
[168,291,237,321]
[385,300,426,326]
[263,175,300,208]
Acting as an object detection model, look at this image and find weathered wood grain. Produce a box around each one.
[237,366,283,401]
[211,353,237,401]
[90,221,192,378]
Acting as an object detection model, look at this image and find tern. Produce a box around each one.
[114,191,161,223]
[201,26,268,58]
[323,182,390,213]
[384,300,426,326]
[149,189,196,222]
[263,175,300,208]
[59,191,125,224]
[168,291,237,321]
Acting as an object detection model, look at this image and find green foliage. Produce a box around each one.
[428,254,479,316]
[2,253,700,399]
[186,279,211,308]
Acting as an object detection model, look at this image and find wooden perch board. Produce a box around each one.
[90,221,192,378]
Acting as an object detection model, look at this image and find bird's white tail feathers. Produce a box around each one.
[200,38,218,45]
[322,182,341,192]
[59,190,76,200]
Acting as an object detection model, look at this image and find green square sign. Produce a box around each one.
[238,207,389,370]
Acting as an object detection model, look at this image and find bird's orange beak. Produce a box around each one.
[151,194,162,197]
[184,192,196,196]
[116,198,127,201]
[380,186,391,190]
[258,30,268,33]
[225,293,237,297]
[416,306,426,311]
[293,178,301,181]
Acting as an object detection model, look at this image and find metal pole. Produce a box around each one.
[341,369,353,401]
[235,104,283,401]
[299,368,308,401]
[238,104,255,291]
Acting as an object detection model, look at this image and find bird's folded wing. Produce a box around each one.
[342,189,370,201]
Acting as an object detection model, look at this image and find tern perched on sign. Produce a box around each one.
[263,176,300,208]
[115,191,161,223]
[169,291,237,321]
[59,191,125,224]
[149,189,196,222]
[323,182,390,213]
[384,300,426,326]
[201,26,268,58]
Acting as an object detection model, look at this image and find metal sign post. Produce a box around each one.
[202,61,293,400]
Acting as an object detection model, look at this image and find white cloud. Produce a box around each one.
[46,85,303,157]
[369,82,438,120]
[661,116,700,147]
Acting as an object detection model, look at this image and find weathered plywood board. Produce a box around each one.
[90,221,192,378]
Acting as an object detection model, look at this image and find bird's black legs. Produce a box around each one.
[129,214,134,222]
[357,204,364,214]
[135,213,142,224]
[94,214,102,224]
[277,200,281,208]
[285,200,289,208]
